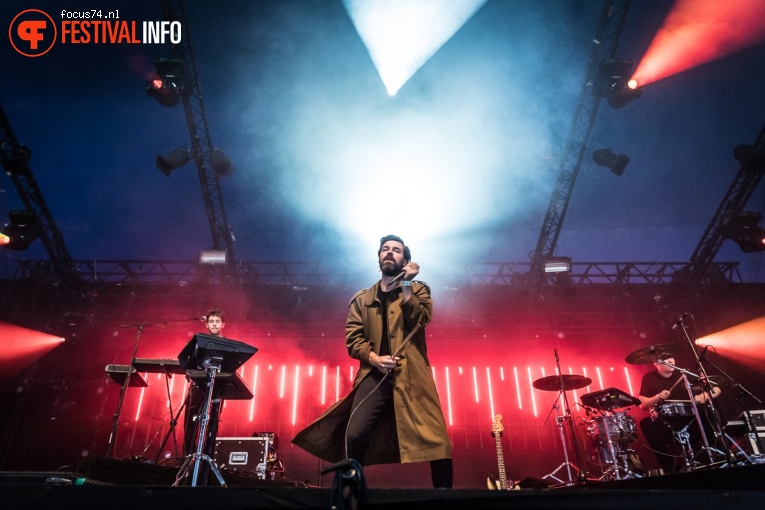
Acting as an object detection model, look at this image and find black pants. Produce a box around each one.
[640,414,711,473]
[346,370,453,488]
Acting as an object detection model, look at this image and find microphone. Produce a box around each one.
[388,271,406,286]
[671,313,688,330]
[699,345,709,361]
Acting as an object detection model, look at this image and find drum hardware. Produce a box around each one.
[673,315,740,467]
[624,343,682,365]
[581,387,643,481]
[536,349,592,486]
[698,349,765,464]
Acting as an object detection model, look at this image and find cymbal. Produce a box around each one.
[533,374,592,392]
[625,343,681,365]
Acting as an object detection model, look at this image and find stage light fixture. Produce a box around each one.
[209,149,235,178]
[145,58,186,107]
[725,211,765,253]
[544,256,571,274]
[594,59,643,108]
[156,147,192,176]
[200,250,227,265]
[1,210,41,251]
[592,149,630,177]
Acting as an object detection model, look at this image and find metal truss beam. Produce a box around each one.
[0,105,78,283]
[12,259,741,286]
[681,125,765,284]
[529,0,630,284]
[159,0,236,264]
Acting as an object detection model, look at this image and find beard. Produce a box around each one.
[379,258,403,276]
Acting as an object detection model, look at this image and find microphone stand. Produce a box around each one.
[702,354,764,460]
[553,349,587,484]
[657,360,714,460]
[674,317,736,466]
[106,317,202,458]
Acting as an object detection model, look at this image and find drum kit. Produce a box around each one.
[533,341,760,483]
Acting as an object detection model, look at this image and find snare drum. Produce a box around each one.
[655,400,694,421]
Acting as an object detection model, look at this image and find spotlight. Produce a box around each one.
[200,250,227,265]
[1,210,41,251]
[607,84,643,109]
[208,149,235,178]
[544,256,571,274]
[592,149,630,176]
[725,211,765,253]
[145,58,186,107]
[594,59,643,108]
[156,147,192,176]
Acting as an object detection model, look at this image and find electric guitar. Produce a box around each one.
[486,414,513,490]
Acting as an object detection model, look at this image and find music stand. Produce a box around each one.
[173,334,257,487]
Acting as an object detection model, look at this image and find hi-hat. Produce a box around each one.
[625,343,681,365]
[532,374,592,392]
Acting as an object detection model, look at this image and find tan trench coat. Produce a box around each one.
[292,280,452,465]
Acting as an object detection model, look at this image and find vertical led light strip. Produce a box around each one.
[582,366,591,393]
[568,367,579,404]
[513,366,522,410]
[291,365,300,425]
[472,366,479,403]
[486,367,495,421]
[167,372,176,407]
[445,366,453,426]
[279,365,286,398]
[624,366,635,396]
[499,367,505,381]
[335,366,340,402]
[596,367,604,389]
[350,366,354,382]
[321,365,327,405]
[527,367,538,417]
[135,381,147,421]
[249,365,259,421]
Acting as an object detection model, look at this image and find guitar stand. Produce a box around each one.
[173,360,227,487]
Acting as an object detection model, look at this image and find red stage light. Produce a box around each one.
[631,0,765,87]
[695,316,765,371]
[0,321,65,380]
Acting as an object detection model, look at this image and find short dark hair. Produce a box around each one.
[207,309,225,322]
[378,235,411,262]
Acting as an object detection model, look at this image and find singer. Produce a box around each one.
[637,356,721,474]
[183,309,226,457]
[292,235,453,488]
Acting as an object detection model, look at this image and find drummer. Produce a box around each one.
[637,356,721,474]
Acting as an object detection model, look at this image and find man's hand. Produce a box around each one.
[369,352,399,374]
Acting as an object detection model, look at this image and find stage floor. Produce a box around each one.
[1,460,765,509]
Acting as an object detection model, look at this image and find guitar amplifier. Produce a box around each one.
[213,437,269,478]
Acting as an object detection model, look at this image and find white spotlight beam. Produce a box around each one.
[342,0,489,96]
